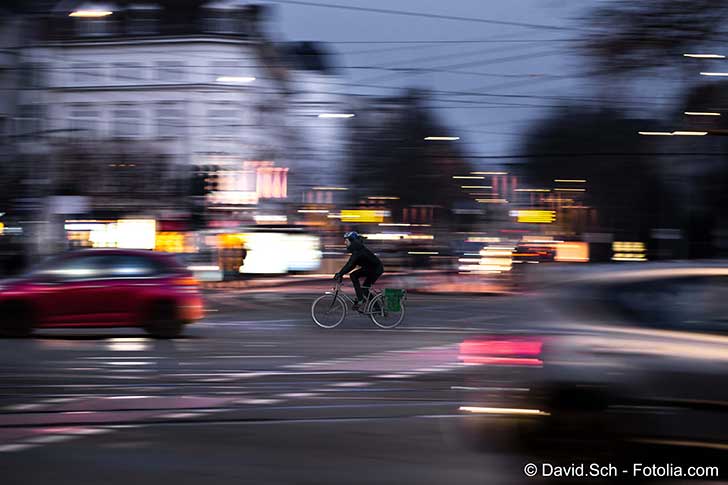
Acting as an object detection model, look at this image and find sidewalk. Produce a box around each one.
[202,270,515,295]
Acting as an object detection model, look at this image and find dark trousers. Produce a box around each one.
[350,267,383,302]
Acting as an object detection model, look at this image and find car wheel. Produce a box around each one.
[144,301,183,339]
[537,387,615,457]
[0,301,34,338]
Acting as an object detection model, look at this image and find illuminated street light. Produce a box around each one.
[639,131,708,136]
[318,113,355,118]
[554,179,586,183]
[69,10,113,17]
[424,136,459,141]
[700,72,728,76]
[684,54,725,59]
[685,112,721,116]
[216,76,256,83]
[476,198,508,204]
[452,176,484,179]
[471,171,507,175]
[461,185,492,189]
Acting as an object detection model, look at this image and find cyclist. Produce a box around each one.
[334,231,384,310]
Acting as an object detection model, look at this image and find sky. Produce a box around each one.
[266,0,596,167]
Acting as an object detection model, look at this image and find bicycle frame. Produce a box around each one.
[326,282,381,316]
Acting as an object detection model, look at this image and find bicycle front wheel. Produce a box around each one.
[368,293,406,329]
[311,294,347,329]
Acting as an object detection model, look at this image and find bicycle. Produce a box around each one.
[311,280,406,329]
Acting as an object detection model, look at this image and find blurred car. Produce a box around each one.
[0,249,203,338]
[456,262,728,469]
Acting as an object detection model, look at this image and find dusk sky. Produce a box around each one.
[268,0,597,165]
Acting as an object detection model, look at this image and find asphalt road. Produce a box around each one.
[0,291,561,484]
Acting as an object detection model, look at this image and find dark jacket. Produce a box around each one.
[339,239,383,275]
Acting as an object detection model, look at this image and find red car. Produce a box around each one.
[0,249,204,338]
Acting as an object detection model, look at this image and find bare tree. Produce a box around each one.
[582,0,728,75]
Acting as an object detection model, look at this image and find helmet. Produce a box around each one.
[344,231,360,241]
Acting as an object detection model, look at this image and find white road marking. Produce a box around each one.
[289,343,460,375]
[202,319,298,326]
[64,428,113,435]
[330,382,370,388]
[415,368,447,373]
[235,398,283,405]
[159,412,203,419]
[25,435,79,444]
[209,355,300,359]
[0,444,38,452]
[3,403,45,411]
[83,357,160,360]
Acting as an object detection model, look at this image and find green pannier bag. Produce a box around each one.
[384,288,405,312]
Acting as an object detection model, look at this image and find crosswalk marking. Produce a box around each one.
[286,343,460,374]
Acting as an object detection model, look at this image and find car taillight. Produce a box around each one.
[459,337,543,366]
[173,276,199,287]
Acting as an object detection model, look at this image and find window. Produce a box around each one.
[113,108,142,137]
[156,103,185,138]
[73,63,103,85]
[156,61,186,82]
[16,104,42,136]
[609,277,728,333]
[32,255,110,282]
[204,8,239,34]
[107,255,164,277]
[19,63,46,88]
[208,107,241,136]
[127,7,159,35]
[69,106,101,137]
[76,17,111,37]
[114,63,145,83]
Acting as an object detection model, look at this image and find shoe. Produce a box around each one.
[353,301,364,312]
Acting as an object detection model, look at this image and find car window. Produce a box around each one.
[609,276,728,333]
[105,255,165,278]
[32,254,110,282]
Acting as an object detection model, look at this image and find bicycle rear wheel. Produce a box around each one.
[368,293,405,329]
[311,294,347,329]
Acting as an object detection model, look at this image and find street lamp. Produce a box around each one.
[318,113,355,118]
[216,76,256,84]
[684,54,725,59]
[684,112,721,116]
[424,136,459,141]
[69,10,113,17]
